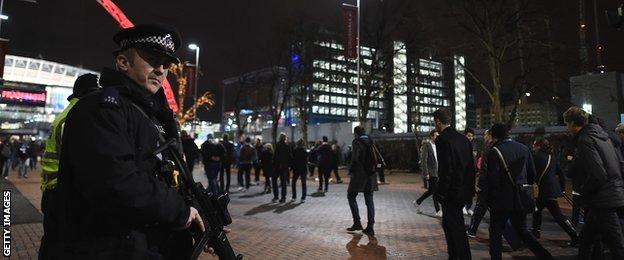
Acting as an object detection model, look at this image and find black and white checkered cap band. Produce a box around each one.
[119,34,175,52]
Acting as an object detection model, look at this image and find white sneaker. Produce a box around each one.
[329,178,334,183]
[462,207,468,215]
[467,209,474,216]
[301,199,306,203]
[435,211,443,217]
[315,177,319,181]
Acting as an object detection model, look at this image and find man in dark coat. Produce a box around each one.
[316,136,334,192]
[292,139,308,202]
[346,126,379,236]
[486,124,553,260]
[253,138,264,183]
[201,134,225,195]
[431,109,474,260]
[220,133,235,192]
[273,133,292,203]
[564,107,624,259]
[180,130,199,174]
[56,24,205,259]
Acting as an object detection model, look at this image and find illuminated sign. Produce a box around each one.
[0,88,47,107]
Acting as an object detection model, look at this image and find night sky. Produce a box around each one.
[4,0,624,122]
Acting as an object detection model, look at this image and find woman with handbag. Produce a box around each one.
[531,139,579,246]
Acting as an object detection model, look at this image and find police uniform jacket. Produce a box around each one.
[57,68,189,258]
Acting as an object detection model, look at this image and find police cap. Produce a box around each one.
[113,23,181,64]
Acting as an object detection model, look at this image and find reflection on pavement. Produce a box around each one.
[346,233,387,260]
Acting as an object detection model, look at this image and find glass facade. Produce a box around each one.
[410,58,448,132]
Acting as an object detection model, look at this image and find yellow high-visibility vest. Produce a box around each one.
[40,98,79,192]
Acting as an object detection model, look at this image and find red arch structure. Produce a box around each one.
[96,0,179,112]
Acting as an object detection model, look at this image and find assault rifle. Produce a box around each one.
[155,138,243,260]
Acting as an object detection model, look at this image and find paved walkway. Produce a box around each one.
[5,166,578,259]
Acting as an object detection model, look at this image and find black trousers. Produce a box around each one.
[467,196,487,233]
[489,210,553,260]
[347,191,375,225]
[578,207,624,259]
[416,177,440,212]
[532,197,577,240]
[318,166,331,191]
[238,164,252,189]
[39,188,59,259]
[219,163,232,192]
[332,164,341,181]
[272,167,289,200]
[308,164,316,177]
[291,169,307,200]
[186,158,196,175]
[441,201,471,260]
[377,168,385,183]
[253,163,261,182]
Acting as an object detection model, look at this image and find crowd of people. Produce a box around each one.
[412,108,624,259]
[0,136,43,179]
[181,131,358,204]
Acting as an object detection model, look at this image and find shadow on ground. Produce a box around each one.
[346,233,387,260]
[274,202,303,214]
[244,203,281,216]
[238,192,267,199]
[310,191,326,197]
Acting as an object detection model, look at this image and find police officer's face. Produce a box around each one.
[117,48,171,94]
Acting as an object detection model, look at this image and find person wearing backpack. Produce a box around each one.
[346,126,379,236]
[316,136,334,192]
[531,138,578,246]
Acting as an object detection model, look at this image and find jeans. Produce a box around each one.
[291,169,307,200]
[254,163,261,182]
[205,162,221,195]
[489,210,552,260]
[18,159,28,177]
[238,163,252,189]
[219,162,232,193]
[347,191,374,226]
[467,198,488,234]
[332,164,341,181]
[318,166,331,191]
[1,158,9,177]
[415,177,440,212]
[273,166,289,200]
[571,193,583,227]
[578,207,624,259]
[441,201,471,260]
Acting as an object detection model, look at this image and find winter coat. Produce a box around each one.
[238,143,257,164]
[292,146,308,175]
[572,123,624,208]
[200,141,225,164]
[260,149,274,177]
[273,141,292,170]
[221,141,235,164]
[181,136,199,163]
[316,143,334,170]
[434,127,476,204]
[486,139,536,212]
[419,139,438,178]
[348,135,379,193]
[533,151,565,199]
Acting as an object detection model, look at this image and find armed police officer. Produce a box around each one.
[56,24,206,259]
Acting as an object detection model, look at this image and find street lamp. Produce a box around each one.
[188,43,200,137]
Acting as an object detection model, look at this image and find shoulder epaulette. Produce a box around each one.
[100,86,121,108]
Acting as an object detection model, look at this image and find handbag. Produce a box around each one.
[534,155,551,198]
[492,146,535,213]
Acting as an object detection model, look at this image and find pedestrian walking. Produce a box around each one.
[376,146,387,184]
[201,134,225,195]
[17,140,29,178]
[260,143,274,194]
[463,128,476,216]
[180,130,200,174]
[530,138,578,246]
[253,138,263,184]
[467,130,492,237]
[486,123,553,260]
[432,109,475,260]
[292,139,308,202]
[331,144,343,184]
[220,133,235,193]
[564,107,624,259]
[273,133,292,203]
[308,141,320,178]
[238,137,257,191]
[414,130,441,217]
[346,126,378,236]
[316,136,333,192]
[0,138,11,179]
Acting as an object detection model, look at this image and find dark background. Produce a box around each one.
[4,0,624,122]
